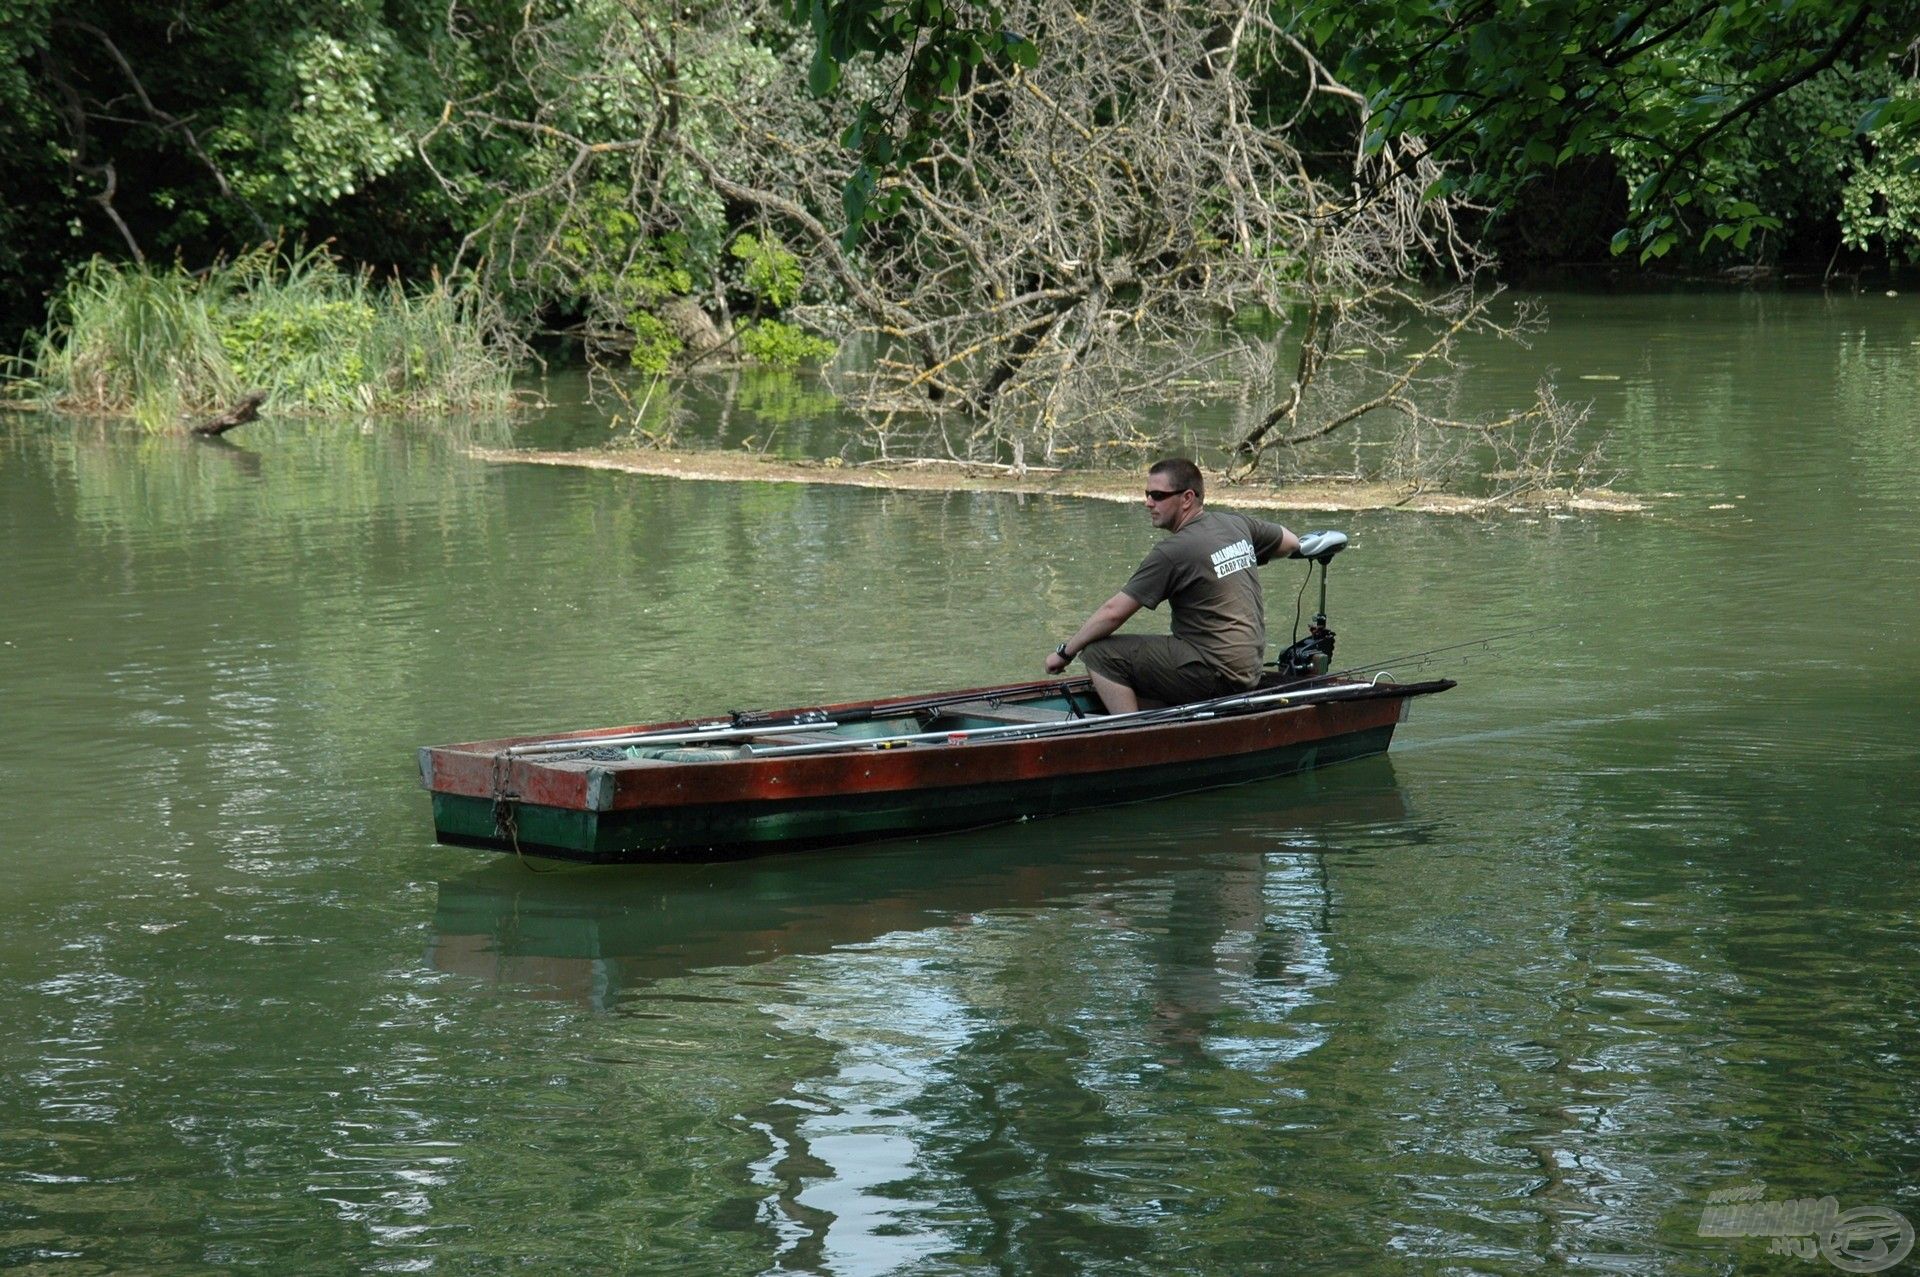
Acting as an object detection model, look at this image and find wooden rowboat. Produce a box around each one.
[418,671,1454,864]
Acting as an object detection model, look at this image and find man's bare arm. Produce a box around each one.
[1045,592,1141,673]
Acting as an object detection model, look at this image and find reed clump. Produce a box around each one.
[22,246,518,427]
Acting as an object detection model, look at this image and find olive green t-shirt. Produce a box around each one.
[1121,509,1293,683]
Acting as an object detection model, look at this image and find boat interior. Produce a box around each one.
[536,671,1340,765]
[593,688,1100,763]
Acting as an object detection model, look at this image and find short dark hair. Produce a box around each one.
[1149,457,1204,501]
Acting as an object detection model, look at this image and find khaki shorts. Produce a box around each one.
[1080,634,1243,706]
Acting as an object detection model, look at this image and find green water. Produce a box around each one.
[4,290,1919,1273]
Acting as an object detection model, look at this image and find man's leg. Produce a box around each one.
[1081,635,1187,714]
[1087,669,1138,715]
[1130,639,1230,708]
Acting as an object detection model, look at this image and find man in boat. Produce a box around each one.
[1045,457,1300,713]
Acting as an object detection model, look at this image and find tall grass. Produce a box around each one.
[23,246,518,427]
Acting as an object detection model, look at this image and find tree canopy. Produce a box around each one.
[794,0,1920,263]
[1314,0,1920,260]
[3,0,1918,363]
[0,0,487,340]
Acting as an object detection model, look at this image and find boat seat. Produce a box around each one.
[941,700,1077,725]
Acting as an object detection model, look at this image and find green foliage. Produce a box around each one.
[216,29,413,211]
[724,232,832,366]
[548,188,696,311]
[28,246,514,427]
[785,0,1036,240]
[0,0,75,339]
[729,233,805,308]
[477,1,789,324]
[1292,0,1920,260]
[220,300,377,387]
[793,0,1920,263]
[535,181,705,371]
[626,313,684,377]
[0,0,495,346]
[29,258,237,428]
[736,318,836,367]
[1842,86,1920,262]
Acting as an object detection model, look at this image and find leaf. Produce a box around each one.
[841,166,875,225]
[808,43,841,96]
[1469,23,1497,66]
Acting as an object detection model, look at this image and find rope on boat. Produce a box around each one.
[490,748,558,872]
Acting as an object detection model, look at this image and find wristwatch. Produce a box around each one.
[1055,642,1073,663]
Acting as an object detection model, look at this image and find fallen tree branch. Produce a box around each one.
[190,389,268,437]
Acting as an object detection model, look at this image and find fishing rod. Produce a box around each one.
[505,680,1100,759]
[1035,621,1562,740]
[513,625,1535,763]
[722,679,1096,733]
[512,621,1551,762]
[1308,623,1567,684]
[503,720,836,756]
[747,629,1549,759]
[743,677,1414,758]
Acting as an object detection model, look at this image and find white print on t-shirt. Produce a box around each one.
[1211,538,1257,578]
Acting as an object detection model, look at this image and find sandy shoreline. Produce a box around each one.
[470,447,1645,514]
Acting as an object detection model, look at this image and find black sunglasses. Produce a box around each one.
[1144,487,1189,501]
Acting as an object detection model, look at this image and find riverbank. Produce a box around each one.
[471,447,1647,514]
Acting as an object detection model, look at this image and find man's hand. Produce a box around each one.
[1045,648,1071,675]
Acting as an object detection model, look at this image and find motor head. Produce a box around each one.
[1291,530,1348,564]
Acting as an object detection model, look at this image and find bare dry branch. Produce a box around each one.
[433,0,1597,491]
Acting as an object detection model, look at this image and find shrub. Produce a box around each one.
[736,318,835,368]
[625,312,684,376]
[24,245,517,426]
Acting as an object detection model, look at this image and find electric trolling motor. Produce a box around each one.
[1273,530,1347,680]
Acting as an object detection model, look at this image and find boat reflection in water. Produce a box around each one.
[427,759,1421,1013]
